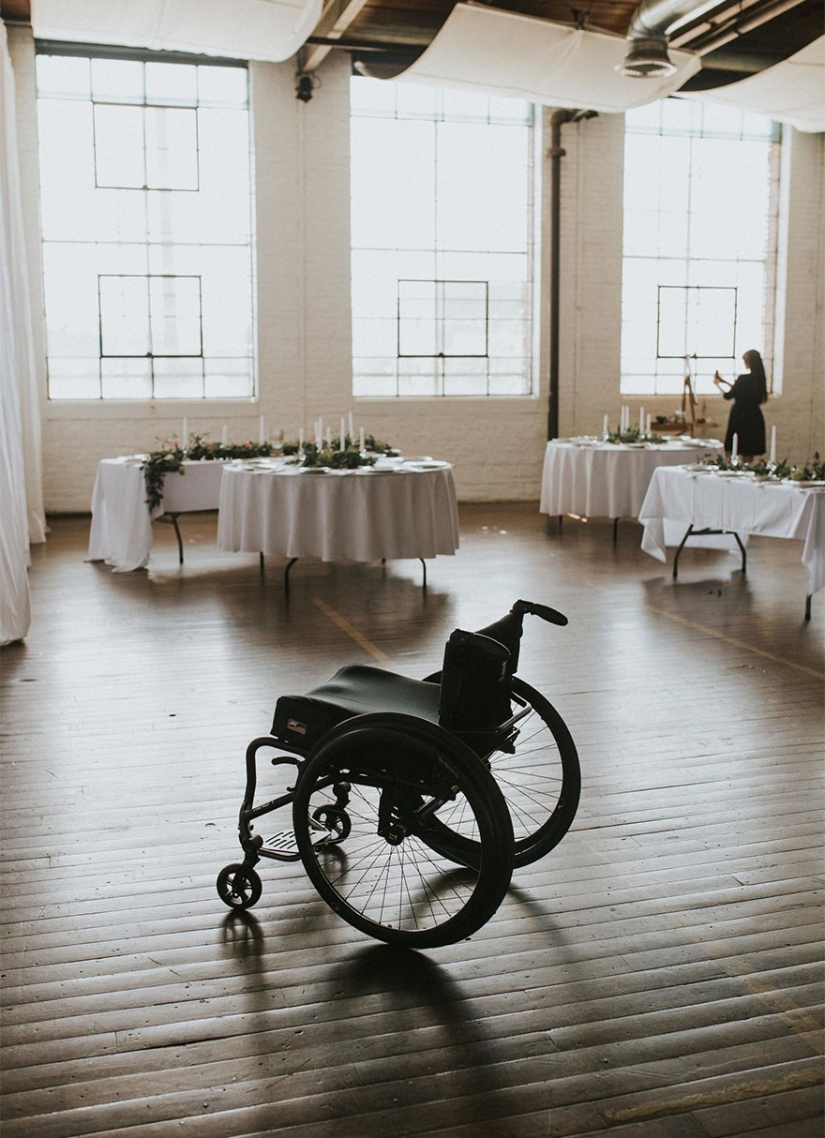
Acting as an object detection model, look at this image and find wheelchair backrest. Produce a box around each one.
[438,630,512,732]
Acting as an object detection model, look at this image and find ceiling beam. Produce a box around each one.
[302,0,371,71]
[0,0,31,23]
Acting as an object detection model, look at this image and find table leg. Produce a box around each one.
[419,558,427,591]
[284,557,298,597]
[612,518,618,549]
[672,525,694,579]
[805,594,812,621]
[732,532,747,575]
[160,513,184,564]
[673,526,745,579]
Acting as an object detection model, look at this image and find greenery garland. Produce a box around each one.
[697,452,823,479]
[605,428,667,445]
[141,434,273,512]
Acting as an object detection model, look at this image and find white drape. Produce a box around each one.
[1,23,45,645]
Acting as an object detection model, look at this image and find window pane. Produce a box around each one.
[100,276,150,355]
[91,58,143,103]
[94,104,145,187]
[101,357,153,399]
[145,107,199,189]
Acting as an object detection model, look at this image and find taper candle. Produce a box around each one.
[731,433,738,460]
[603,414,609,438]
[182,418,187,446]
[770,425,776,464]
[340,417,346,450]
[221,424,228,446]
[359,426,365,453]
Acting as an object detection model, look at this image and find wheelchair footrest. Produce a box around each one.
[259,830,301,861]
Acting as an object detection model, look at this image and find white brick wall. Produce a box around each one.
[7,30,824,510]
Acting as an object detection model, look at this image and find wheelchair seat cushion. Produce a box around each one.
[271,665,441,751]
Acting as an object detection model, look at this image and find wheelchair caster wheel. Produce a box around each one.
[217,863,262,910]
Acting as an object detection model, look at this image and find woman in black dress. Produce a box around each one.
[713,349,768,461]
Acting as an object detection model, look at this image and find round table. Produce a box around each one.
[217,457,459,588]
[539,438,723,522]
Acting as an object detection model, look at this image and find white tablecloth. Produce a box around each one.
[639,466,825,596]
[217,459,460,562]
[539,440,722,519]
[88,458,226,572]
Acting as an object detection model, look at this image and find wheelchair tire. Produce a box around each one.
[422,675,581,869]
[216,863,262,910]
[494,678,581,866]
[292,713,515,948]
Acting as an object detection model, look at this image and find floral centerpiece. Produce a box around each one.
[282,432,397,470]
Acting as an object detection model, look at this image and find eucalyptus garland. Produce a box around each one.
[141,435,273,512]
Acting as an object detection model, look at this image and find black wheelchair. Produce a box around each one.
[217,600,581,948]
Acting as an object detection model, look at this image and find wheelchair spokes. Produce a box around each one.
[484,678,580,868]
[292,716,515,948]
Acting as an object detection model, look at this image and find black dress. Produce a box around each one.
[723,373,766,456]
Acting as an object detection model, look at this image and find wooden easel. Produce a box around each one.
[680,372,697,435]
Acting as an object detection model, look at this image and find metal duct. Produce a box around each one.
[620,0,712,76]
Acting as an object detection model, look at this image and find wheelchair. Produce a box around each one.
[217,600,581,948]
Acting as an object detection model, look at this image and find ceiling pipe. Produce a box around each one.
[618,0,715,76]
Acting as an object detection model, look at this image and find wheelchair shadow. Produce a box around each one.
[329,944,523,1135]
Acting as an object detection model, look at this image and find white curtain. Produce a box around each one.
[1,22,45,645]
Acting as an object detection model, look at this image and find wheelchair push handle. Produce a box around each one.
[512,599,568,627]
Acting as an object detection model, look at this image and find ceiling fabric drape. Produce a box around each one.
[1,23,45,645]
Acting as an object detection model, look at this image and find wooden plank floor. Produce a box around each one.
[2,505,823,1138]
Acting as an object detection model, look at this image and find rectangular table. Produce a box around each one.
[639,465,825,618]
[88,458,227,572]
[217,457,459,589]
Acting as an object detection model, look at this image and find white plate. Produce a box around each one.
[299,467,330,474]
[715,470,745,477]
[793,480,825,488]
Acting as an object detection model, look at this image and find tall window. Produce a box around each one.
[36,50,255,400]
[621,99,780,396]
[350,79,535,397]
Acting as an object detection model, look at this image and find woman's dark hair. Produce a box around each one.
[743,349,768,404]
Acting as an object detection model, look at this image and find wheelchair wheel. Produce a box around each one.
[423,675,580,869]
[292,713,515,948]
[217,862,262,910]
[492,678,580,867]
